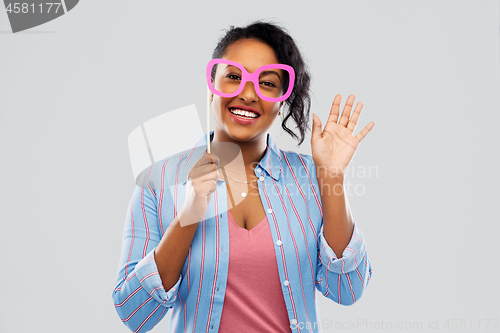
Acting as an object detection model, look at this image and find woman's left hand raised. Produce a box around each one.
[311,94,375,179]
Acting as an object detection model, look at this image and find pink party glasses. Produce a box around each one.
[207,59,295,103]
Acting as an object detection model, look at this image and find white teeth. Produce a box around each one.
[230,108,259,118]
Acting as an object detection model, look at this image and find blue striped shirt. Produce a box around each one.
[113,130,372,333]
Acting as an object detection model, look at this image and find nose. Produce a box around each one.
[238,81,258,103]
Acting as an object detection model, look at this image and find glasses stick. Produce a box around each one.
[207,86,210,154]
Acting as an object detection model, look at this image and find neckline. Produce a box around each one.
[227,210,267,233]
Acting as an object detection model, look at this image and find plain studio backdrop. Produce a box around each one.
[0,1,499,332]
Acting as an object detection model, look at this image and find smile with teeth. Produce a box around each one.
[229,108,260,119]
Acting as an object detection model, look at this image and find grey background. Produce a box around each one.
[1,1,499,332]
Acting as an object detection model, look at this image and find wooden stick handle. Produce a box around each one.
[207,86,210,153]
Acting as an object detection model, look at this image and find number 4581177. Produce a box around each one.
[443,319,498,330]
[6,3,62,14]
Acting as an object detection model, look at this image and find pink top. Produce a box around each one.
[218,211,292,333]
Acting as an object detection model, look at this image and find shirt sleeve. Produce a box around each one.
[315,222,372,305]
[112,165,181,332]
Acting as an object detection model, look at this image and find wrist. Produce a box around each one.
[315,165,346,180]
[317,176,345,196]
[177,206,201,227]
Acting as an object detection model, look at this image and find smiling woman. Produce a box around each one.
[112,20,374,333]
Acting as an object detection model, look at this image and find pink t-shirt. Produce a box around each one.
[218,211,292,333]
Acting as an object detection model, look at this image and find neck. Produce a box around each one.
[211,129,267,173]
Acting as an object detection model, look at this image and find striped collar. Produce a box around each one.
[199,131,282,181]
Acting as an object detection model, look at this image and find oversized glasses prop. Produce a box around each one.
[205,59,295,153]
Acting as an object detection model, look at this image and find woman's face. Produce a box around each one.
[212,39,283,144]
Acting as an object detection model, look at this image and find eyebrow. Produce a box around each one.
[260,70,281,80]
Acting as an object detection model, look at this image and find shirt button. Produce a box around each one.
[259,176,264,181]
[267,208,273,214]
[256,167,261,173]
[276,240,282,246]
[283,280,289,286]
[290,319,297,325]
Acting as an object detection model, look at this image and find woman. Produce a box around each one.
[113,21,374,333]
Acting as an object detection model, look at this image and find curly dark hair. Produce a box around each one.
[211,20,312,146]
